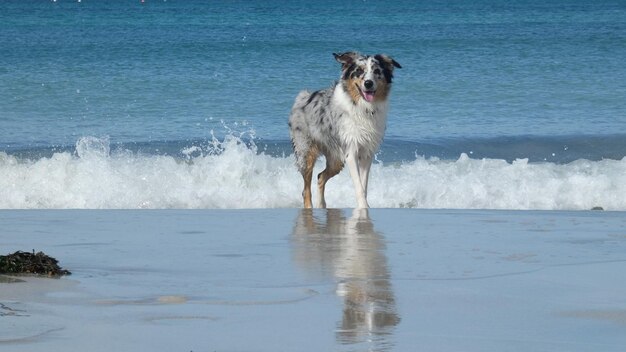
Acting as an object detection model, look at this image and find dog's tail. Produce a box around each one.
[291,90,312,111]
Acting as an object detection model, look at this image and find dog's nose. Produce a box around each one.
[364,80,374,90]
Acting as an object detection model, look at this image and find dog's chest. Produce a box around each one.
[335,103,387,152]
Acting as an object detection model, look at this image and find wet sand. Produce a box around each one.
[1,209,626,351]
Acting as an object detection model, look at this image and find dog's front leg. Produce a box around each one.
[345,150,369,208]
[358,153,373,200]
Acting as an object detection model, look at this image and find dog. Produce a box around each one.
[289,52,401,208]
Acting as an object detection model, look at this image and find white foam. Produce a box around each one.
[1,136,625,210]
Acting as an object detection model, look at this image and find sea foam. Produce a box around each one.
[1,136,625,210]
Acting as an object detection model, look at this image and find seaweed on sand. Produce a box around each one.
[0,250,71,277]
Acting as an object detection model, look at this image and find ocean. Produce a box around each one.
[1,0,625,210]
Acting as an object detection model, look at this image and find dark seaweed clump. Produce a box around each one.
[0,251,71,277]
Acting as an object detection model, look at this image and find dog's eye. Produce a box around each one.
[355,68,364,76]
[374,69,381,75]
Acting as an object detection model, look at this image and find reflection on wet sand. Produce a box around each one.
[291,209,400,349]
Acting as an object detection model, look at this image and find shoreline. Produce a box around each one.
[1,208,625,351]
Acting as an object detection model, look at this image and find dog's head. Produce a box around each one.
[334,52,401,104]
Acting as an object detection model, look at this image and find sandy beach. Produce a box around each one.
[1,209,625,351]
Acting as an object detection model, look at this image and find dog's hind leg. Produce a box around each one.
[317,158,343,208]
[301,146,319,209]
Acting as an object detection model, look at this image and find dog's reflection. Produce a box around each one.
[291,209,400,346]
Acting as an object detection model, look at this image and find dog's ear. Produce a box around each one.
[375,54,402,70]
[375,54,401,83]
[333,52,359,68]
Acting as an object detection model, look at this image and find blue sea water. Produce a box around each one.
[1,0,625,209]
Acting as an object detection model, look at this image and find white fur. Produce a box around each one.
[334,84,388,157]
[332,86,388,208]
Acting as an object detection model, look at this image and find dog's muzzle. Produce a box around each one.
[361,80,376,102]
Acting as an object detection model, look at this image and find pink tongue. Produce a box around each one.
[363,91,375,102]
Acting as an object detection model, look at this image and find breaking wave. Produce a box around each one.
[1,135,625,210]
